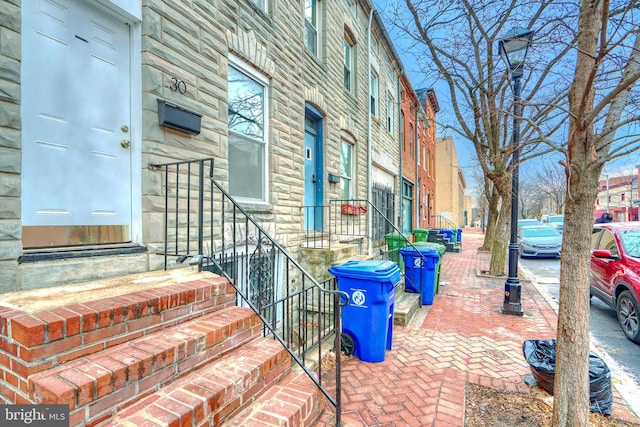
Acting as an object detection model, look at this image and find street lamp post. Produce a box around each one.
[498,27,534,316]
[605,172,610,213]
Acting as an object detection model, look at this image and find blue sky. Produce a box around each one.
[374,0,640,196]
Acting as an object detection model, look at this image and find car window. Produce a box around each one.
[521,227,560,238]
[591,229,603,249]
[596,229,619,256]
[619,230,640,258]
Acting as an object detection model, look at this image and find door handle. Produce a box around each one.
[120,139,131,149]
[312,174,317,183]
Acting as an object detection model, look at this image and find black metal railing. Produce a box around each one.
[302,199,395,251]
[151,158,348,425]
[303,199,452,304]
[430,214,458,230]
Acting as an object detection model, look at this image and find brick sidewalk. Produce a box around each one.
[318,228,640,426]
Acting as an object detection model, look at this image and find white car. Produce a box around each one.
[518,225,562,258]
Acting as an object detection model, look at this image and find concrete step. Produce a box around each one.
[393,291,421,326]
[102,337,291,427]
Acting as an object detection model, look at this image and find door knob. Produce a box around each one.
[120,139,131,149]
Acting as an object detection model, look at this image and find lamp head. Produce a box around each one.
[498,27,534,77]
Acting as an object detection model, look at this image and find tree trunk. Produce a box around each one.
[481,187,500,252]
[488,176,510,276]
[552,139,601,426]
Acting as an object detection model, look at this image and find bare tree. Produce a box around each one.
[518,179,544,219]
[533,161,567,214]
[555,1,640,422]
[383,0,566,275]
[382,0,640,425]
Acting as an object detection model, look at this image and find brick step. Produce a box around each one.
[225,371,322,426]
[0,271,235,388]
[29,306,260,426]
[102,337,291,427]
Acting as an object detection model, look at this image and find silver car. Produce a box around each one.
[518,225,562,258]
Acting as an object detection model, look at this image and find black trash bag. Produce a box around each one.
[522,339,556,394]
[589,351,613,415]
[522,339,612,415]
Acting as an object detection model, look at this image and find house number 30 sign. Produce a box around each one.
[169,76,187,94]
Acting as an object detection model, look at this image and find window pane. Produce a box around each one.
[340,141,352,178]
[228,67,264,140]
[305,0,316,24]
[305,21,317,55]
[370,74,378,115]
[340,141,352,199]
[344,41,351,91]
[305,0,317,55]
[229,133,264,199]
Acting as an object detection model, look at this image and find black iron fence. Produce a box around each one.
[150,158,348,425]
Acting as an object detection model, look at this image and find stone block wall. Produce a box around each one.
[0,0,21,293]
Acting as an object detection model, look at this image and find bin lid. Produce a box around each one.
[399,245,440,258]
[413,242,446,255]
[328,260,401,282]
[413,228,428,233]
[384,232,408,239]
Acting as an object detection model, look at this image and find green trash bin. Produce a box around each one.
[414,242,446,294]
[384,233,408,269]
[413,228,428,242]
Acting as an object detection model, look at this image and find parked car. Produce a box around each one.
[590,223,640,344]
[548,214,565,234]
[517,218,540,231]
[518,225,562,258]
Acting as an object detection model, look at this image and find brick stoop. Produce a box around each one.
[0,270,325,427]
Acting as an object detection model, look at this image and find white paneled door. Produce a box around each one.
[22,0,132,248]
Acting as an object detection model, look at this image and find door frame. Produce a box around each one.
[304,104,324,231]
[20,1,143,248]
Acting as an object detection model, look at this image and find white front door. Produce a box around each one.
[22,0,132,248]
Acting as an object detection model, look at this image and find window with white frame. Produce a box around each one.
[387,93,394,132]
[228,61,268,203]
[346,0,356,16]
[339,140,353,199]
[344,38,354,92]
[400,110,405,149]
[370,73,379,116]
[304,0,319,56]
[251,0,268,12]
[409,123,414,158]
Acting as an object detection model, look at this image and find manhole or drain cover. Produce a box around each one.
[485,350,509,360]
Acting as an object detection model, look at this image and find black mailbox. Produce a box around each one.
[157,99,202,135]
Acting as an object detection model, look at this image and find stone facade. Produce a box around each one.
[1,0,405,292]
[0,0,21,293]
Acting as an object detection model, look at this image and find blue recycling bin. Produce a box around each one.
[328,260,400,363]
[457,228,463,246]
[399,245,440,305]
[439,229,454,242]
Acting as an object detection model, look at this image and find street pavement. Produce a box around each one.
[318,227,640,426]
[521,260,640,419]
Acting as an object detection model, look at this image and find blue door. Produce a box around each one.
[304,109,323,231]
[402,180,413,234]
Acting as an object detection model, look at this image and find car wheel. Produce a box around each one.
[616,290,640,343]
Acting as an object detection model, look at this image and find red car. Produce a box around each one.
[590,223,640,344]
